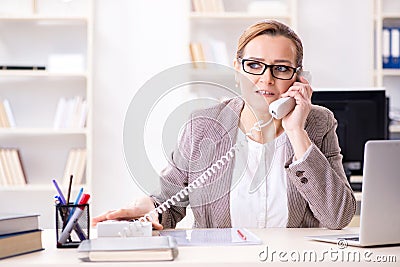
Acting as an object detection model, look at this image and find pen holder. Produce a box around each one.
[55,203,90,248]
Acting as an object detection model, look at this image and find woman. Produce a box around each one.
[93,20,356,230]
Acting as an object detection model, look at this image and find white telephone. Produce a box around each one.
[269,97,296,120]
[97,220,152,237]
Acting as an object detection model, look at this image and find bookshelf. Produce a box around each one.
[373,0,400,135]
[187,0,298,102]
[0,0,93,228]
[189,0,298,67]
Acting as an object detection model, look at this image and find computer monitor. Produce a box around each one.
[311,89,389,187]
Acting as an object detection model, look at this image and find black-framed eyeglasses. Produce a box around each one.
[239,58,301,80]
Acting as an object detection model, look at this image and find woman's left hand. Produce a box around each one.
[281,76,313,132]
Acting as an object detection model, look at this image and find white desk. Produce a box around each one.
[1,228,399,266]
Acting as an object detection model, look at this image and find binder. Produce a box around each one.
[382,27,391,68]
[383,26,400,69]
[390,27,400,68]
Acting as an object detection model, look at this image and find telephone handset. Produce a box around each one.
[269,70,312,120]
[296,70,312,83]
[269,97,296,120]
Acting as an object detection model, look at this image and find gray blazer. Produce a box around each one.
[153,97,356,229]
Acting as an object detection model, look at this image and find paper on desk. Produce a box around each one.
[159,228,262,246]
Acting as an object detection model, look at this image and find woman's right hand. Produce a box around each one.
[91,196,163,230]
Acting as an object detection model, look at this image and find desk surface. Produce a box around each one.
[1,228,399,266]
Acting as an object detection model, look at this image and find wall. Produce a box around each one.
[298,0,373,88]
[92,0,373,225]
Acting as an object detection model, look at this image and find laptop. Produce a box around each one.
[307,140,400,247]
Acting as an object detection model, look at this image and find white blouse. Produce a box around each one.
[230,130,288,228]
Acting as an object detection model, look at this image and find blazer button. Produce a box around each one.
[284,163,290,169]
[300,177,308,184]
[296,170,305,177]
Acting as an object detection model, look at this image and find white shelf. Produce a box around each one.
[374,13,400,20]
[189,66,235,76]
[0,184,88,192]
[381,12,400,19]
[0,70,87,78]
[189,12,291,20]
[0,128,87,136]
[382,69,400,76]
[389,124,400,133]
[0,15,87,22]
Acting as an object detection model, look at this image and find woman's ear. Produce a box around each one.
[233,59,241,87]
[233,59,240,71]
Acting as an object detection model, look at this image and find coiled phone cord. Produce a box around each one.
[139,117,273,223]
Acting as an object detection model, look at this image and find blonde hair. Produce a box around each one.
[236,20,303,67]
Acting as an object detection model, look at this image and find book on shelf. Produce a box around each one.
[0,148,27,186]
[0,150,10,186]
[192,0,224,13]
[0,99,16,128]
[77,236,178,262]
[0,213,42,260]
[3,99,16,128]
[63,148,87,186]
[189,42,206,68]
[0,213,40,236]
[53,96,88,129]
[0,230,43,260]
[0,102,8,128]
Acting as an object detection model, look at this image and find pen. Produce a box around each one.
[237,229,247,241]
[53,178,71,240]
[66,175,73,204]
[52,179,66,204]
[57,194,90,245]
[73,187,84,206]
[67,187,84,222]
[54,195,61,205]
